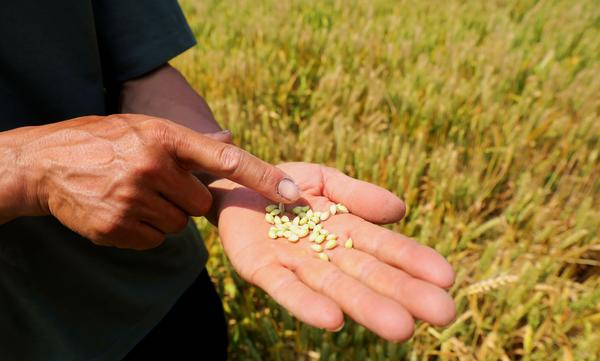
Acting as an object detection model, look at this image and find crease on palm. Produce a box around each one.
[212,162,456,340]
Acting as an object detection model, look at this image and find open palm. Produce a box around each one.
[209,162,455,341]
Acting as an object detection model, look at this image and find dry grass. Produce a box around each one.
[174,0,600,359]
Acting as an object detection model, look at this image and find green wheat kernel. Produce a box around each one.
[336,204,349,213]
[344,238,353,249]
[329,204,337,215]
[315,234,326,244]
[310,244,323,252]
[268,228,277,239]
[265,213,275,224]
[325,239,337,250]
[318,253,329,262]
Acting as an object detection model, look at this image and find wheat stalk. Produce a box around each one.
[465,274,519,295]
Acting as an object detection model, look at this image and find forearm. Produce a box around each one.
[119,63,222,133]
[0,127,44,224]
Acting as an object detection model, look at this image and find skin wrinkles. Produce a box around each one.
[0,112,299,251]
[0,63,456,342]
[210,162,455,341]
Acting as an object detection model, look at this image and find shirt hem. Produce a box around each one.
[87,264,205,361]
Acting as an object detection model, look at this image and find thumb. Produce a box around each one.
[321,166,406,224]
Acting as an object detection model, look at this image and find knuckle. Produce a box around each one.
[107,113,131,121]
[392,236,414,261]
[216,145,244,175]
[391,276,410,301]
[88,237,112,248]
[108,114,159,129]
[171,213,189,232]
[147,118,175,146]
[318,268,344,293]
[192,192,213,216]
[357,258,380,281]
[116,186,140,206]
[131,156,162,178]
[104,114,129,124]
[145,233,166,249]
[257,164,278,188]
[150,119,171,140]
[147,115,169,128]
[130,232,165,251]
[369,232,384,256]
[94,213,126,239]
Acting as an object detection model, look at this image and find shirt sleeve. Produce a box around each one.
[91,0,196,84]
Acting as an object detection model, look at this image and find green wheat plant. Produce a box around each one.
[174,0,600,359]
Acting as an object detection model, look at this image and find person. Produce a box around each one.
[0,1,457,360]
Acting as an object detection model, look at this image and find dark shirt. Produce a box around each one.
[0,1,209,360]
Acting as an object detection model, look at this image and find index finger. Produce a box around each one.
[163,123,300,203]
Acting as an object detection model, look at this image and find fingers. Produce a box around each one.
[320,166,406,224]
[280,251,415,341]
[328,247,456,326]
[189,130,232,186]
[162,123,300,203]
[219,212,343,331]
[250,263,344,331]
[94,220,165,251]
[327,214,455,289]
[128,221,166,250]
[136,193,190,234]
[157,163,214,217]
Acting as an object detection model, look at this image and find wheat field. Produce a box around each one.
[173,0,600,359]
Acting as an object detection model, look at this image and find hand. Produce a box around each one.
[15,114,300,250]
[209,162,456,341]
[117,63,235,189]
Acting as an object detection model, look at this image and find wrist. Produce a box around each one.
[0,126,48,221]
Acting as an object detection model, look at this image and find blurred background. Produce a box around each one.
[173,0,599,359]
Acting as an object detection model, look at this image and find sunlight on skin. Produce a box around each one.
[209,162,456,341]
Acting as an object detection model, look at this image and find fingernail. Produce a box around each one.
[277,178,300,201]
[207,130,231,137]
[328,322,345,332]
[204,130,232,142]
